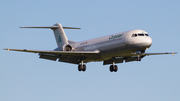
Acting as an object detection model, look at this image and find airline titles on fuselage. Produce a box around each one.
[109,33,124,40]
[80,33,124,45]
[80,42,88,45]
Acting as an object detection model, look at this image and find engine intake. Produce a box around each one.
[63,44,73,51]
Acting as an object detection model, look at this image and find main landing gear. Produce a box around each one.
[110,65,118,72]
[77,60,118,72]
[78,65,86,71]
[78,60,86,72]
[109,62,118,72]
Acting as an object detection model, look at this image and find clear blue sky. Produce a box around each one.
[1,0,180,101]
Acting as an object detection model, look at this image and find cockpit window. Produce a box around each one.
[132,33,149,37]
[138,34,144,36]
[132,34,137,37]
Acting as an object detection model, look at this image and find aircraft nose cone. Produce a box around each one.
[144,37,152,47]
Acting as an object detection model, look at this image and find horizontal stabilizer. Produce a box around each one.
[20,26,81,29]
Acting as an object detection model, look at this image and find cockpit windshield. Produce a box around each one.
[138,34,144,36]
[132,33,149,37]
[132,34,137,37]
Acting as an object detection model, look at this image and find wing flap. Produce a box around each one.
[125,56,145,62]
[39,53,58,61]
[103,58,124,65]
[58,57,80,64]
[125,57,137,62]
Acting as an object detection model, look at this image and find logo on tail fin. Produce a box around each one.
[58,35,62,43]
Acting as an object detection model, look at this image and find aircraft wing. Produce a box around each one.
[4,48,101,64]
[4,48,99,54]
[103,52,177,65]
[4,48,100,64]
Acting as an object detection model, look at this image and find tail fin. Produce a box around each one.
[52,23,68,46]
[20,23,80,47]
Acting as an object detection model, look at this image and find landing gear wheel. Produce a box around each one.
[109,65,118,72]
[114,65,118,72]
[78,65,83,71]
[78,64,86,72]
[78,65,81,71]
[110,65,113,72]
[82,65,86,71]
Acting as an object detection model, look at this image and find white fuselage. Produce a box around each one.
[70,29,152,62]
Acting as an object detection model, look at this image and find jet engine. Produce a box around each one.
[63,44,74,51]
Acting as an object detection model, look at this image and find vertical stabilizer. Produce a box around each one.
[52,23,69,47]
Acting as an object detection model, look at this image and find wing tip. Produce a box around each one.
[172,52,178,56]
[3,48,9,51]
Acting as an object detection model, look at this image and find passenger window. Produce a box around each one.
[132,34,137,37]
[145,34,149,36]
[138,34,144,36]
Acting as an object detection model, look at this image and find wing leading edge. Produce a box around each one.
[4,48,99,54]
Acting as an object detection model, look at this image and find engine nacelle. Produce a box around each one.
[63,44,74,51]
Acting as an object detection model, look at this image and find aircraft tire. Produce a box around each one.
[114,65,118,72]
[82,65,86,71]
[110,65,113,72]
[78,65,81,71]
[78,65,83,71]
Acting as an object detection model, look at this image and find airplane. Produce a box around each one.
[4,23,177,72]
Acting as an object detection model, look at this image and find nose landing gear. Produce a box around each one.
[136,55,141,61]
[135,50,144,61]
